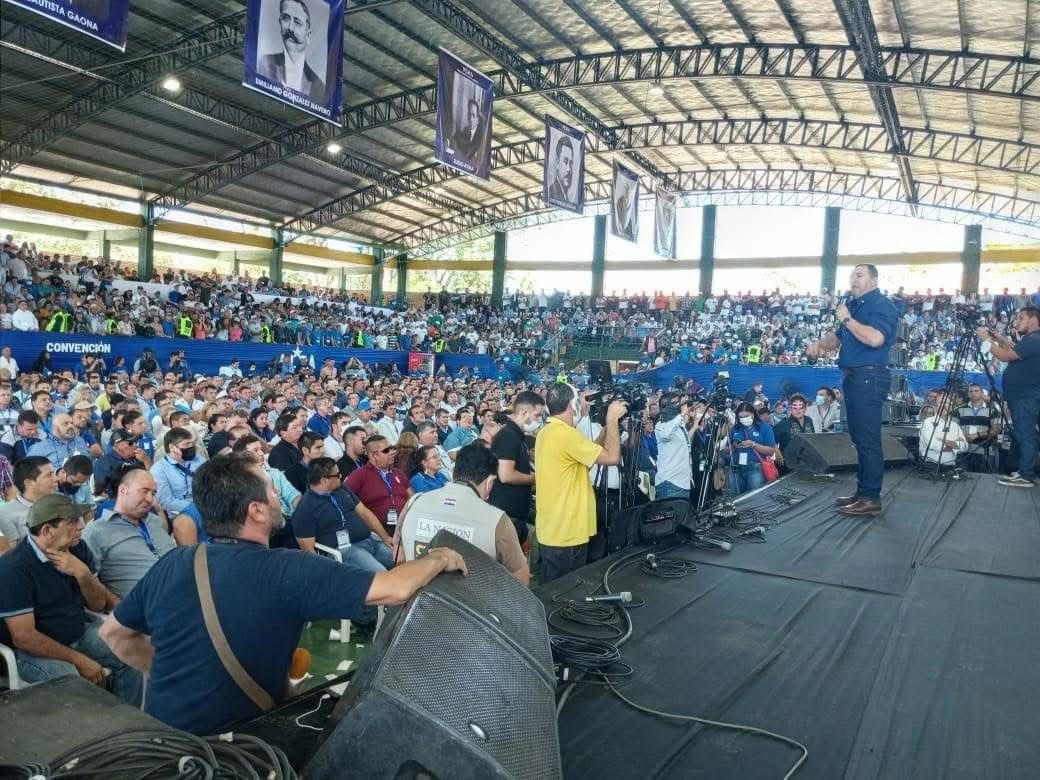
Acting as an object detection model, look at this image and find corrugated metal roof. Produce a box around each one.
[0,0,1036,253]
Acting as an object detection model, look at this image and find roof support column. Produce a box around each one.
[491,230,507,309]
[371,247,384,305]
[98,230,112,262]
[961,224,982,295]
[591,215,606,299]
[821,206,841,295]
[270,229,284,286]
[138,204,154,282]
[699,205,716,297]
[395,253,408,306]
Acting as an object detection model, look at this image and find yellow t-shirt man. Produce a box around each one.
[534,417,603,547]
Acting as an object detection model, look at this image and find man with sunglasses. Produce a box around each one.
[773,394,815,475]
[345,435,413,533]
[293,457,393,576]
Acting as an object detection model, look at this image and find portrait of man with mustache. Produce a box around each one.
[258,0,327,103]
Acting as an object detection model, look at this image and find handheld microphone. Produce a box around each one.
[738,525,765,538]
[698,536,733,552]
[584,591,633,604]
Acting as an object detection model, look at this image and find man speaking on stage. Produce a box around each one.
[806,264,897,516]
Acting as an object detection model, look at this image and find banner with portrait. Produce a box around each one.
[5,0,131,50]
[434,48,493,180]
[242,0,344,124]
[541,115,585,213]
[654,189,677,259]
[610,161,640,243]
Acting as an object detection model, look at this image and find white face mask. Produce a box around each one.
[739,416,754,427]
[523,418,541,433]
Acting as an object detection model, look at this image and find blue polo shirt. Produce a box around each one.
[730,422,776,468]
[1003,329,1040,401]
[291,487,370,548]
[113,541,374,734]
[837,288,898,368]
[0,536,96,646]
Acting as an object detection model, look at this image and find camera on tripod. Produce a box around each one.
[708,371,732,412]
[588,382,648,424]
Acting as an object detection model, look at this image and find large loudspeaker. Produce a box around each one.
[785,432,910,472]
[306,530,562,780]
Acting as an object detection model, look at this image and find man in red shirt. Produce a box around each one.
[345,435,412,534]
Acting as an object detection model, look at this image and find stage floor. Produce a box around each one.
[537,468,1040,779]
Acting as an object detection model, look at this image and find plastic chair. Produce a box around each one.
[314,543,386,642]
[0,641,23,690]
[314,543,353,644]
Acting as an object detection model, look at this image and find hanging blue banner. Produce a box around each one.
[434,48,493,180]
[242,0,344,124]
[3,0,131,51]
[542,115,585,214]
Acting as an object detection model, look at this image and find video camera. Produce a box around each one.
[585,359,648,424]
[588,382,649,424]
[708,371,732,412]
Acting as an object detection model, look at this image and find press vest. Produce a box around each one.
[432,338,445,353]
[746,344,762,363]
[399,483,498,562]
[45,310,70,332]
[260,324,273,343]
[177,315,193,337]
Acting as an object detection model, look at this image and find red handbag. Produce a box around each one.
[760,456,779,482]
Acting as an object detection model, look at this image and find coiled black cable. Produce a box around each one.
[41,729,296,779]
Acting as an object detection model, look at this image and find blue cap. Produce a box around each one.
[358,399,371,410]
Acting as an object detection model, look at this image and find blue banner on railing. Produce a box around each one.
[0,333,497,380]
[621,362,998,402]
[6,0,131,50]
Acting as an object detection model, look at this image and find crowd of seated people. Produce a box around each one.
[0,287,1026,732]
[4,235,1037,378]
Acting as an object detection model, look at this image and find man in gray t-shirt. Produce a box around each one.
[82,469,174,597]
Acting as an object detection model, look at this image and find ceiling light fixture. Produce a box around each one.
[161,76,181,93]
[327,142,343,154]
[648,80,665,97]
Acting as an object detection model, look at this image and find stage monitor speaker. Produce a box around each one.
[784,432,910,473]
[0,676,165,766]
[305,530,562,780]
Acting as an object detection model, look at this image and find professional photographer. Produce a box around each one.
[653,393,695,499]
[977,306,1040,487]
[534,383,626,583]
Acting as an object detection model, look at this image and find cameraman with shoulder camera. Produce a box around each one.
[534,383,627,583]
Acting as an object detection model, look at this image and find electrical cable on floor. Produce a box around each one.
[605,682,809,780]
[43,728,297,779]
[555,545,809,778]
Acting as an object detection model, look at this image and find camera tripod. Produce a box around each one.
[918,316,1010,480]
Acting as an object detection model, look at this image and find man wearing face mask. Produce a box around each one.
[807,386,841,432]
[806,264,898,515]
[394,443,528,584]
[488,391,544,546]
[150,427,202,515]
